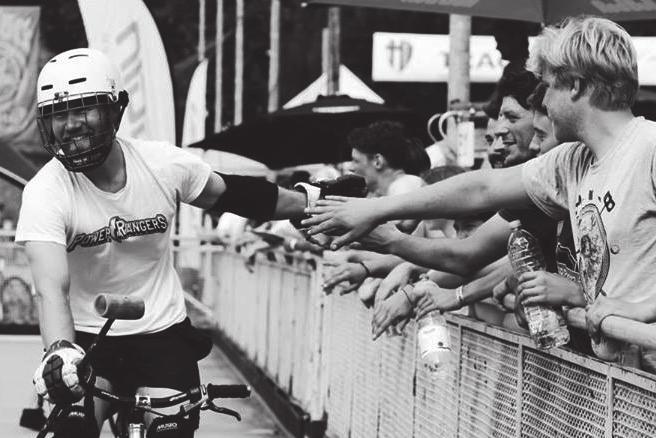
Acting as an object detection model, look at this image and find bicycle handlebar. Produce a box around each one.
[91,383,251,408]
[207,384,251,399]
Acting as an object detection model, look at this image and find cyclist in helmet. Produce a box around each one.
[17,48,363,437]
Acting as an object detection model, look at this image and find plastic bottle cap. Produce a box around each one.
[508,220,522,230]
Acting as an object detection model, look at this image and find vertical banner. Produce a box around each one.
[77,0,175,144]
[178,59,209,268]
[182,59,208,148]
[0,7,41,158]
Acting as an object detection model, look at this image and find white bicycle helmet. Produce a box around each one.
[36,48,128,171]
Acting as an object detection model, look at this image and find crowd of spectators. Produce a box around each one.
[219,16,656,374]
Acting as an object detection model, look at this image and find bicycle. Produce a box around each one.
[36,294,251,438]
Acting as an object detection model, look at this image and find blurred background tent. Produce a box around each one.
[189,94,426,169]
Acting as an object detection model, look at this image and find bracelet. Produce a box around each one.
[455,285,465,306]
[358,261,371,278]
[400,286,413,305]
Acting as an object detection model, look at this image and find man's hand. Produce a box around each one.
[516,271,587,308]
[372,287,414,340]
[302,196,386,250]
[357,222,403,253]
[291,176,367,248]
[585,295,627,344]
[373,262,415,309]
[492,275,517,309]
[358,277,382,307]
[414,280,459,319]
[33,340,93,405]
[322,262,368,294]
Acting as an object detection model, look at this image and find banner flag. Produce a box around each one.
[77,0,175,144]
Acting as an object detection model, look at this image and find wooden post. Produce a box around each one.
[326,7,340,96]
[268,0,280,112]
[234,0,244,126]
[214,0,223,132]
[444,14,471,164]
[447,14,471,107]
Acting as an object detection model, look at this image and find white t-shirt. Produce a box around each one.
[521,117,656,304]
[15,137,212,335]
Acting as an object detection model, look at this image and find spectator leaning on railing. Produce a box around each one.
[303,17,655,370]
[364,72,577,338]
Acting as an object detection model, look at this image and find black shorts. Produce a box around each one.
[76,318,212,429]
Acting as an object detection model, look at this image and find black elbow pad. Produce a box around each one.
[207,172,278,221]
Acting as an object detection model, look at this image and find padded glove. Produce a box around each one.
[33,340,93,405]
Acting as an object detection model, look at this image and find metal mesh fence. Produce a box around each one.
[0,243,36,326]
[613,380,656,438]
[198,249,656,438]
[459,329,518,438]
[522,350,607,438]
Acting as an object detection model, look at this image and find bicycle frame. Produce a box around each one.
[35,295,250,438]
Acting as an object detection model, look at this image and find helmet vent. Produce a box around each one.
[68,54,88,59]
[69,77,87,85]
[41,84,53,90]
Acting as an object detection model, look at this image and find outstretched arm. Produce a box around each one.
[303,165,531,249]
[358,214,510,277]
[191,172,306,220]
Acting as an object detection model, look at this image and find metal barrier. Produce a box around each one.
[204,247,656,438]
[5,234,656,437]
[0,242,36,327]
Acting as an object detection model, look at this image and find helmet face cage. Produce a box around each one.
[36,92,117,172]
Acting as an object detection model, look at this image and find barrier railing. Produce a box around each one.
[203,247,656,438]
[5,233,656,437]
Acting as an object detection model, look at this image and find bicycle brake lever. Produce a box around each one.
[202,401,242,422]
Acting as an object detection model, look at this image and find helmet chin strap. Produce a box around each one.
[114,90,129,130]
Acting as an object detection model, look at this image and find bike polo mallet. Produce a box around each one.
[36,294,145,438]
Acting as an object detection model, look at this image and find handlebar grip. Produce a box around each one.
[207,384,251,399]
[94,294,145,320]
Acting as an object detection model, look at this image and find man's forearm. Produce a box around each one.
[273,188,307,220]
[364,254,405,277]
[386,233,473,276]
[461,259,511,304]
[35,289,75,347]
[614,299,656,323]
[376,166,530,222]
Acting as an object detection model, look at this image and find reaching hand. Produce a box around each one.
[358,277,382,307]
[357,222,403,253]
[413,280,460,319]
[516,271,587,308]
[322,262,368,295]
[372,287,414,340]
[492,275,517,309]
[373,262,415,309]
[302,196,386,250]
[33,340,93,405]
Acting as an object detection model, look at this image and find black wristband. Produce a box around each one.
[358,261,371,278]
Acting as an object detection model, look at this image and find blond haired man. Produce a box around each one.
[304,16,656,370]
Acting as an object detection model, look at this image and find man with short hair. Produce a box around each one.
[348,120,424,198]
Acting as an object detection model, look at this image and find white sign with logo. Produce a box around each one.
[373,32,656,86]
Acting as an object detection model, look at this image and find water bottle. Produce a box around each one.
[416,311,452,379]
[507,220,570,350]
